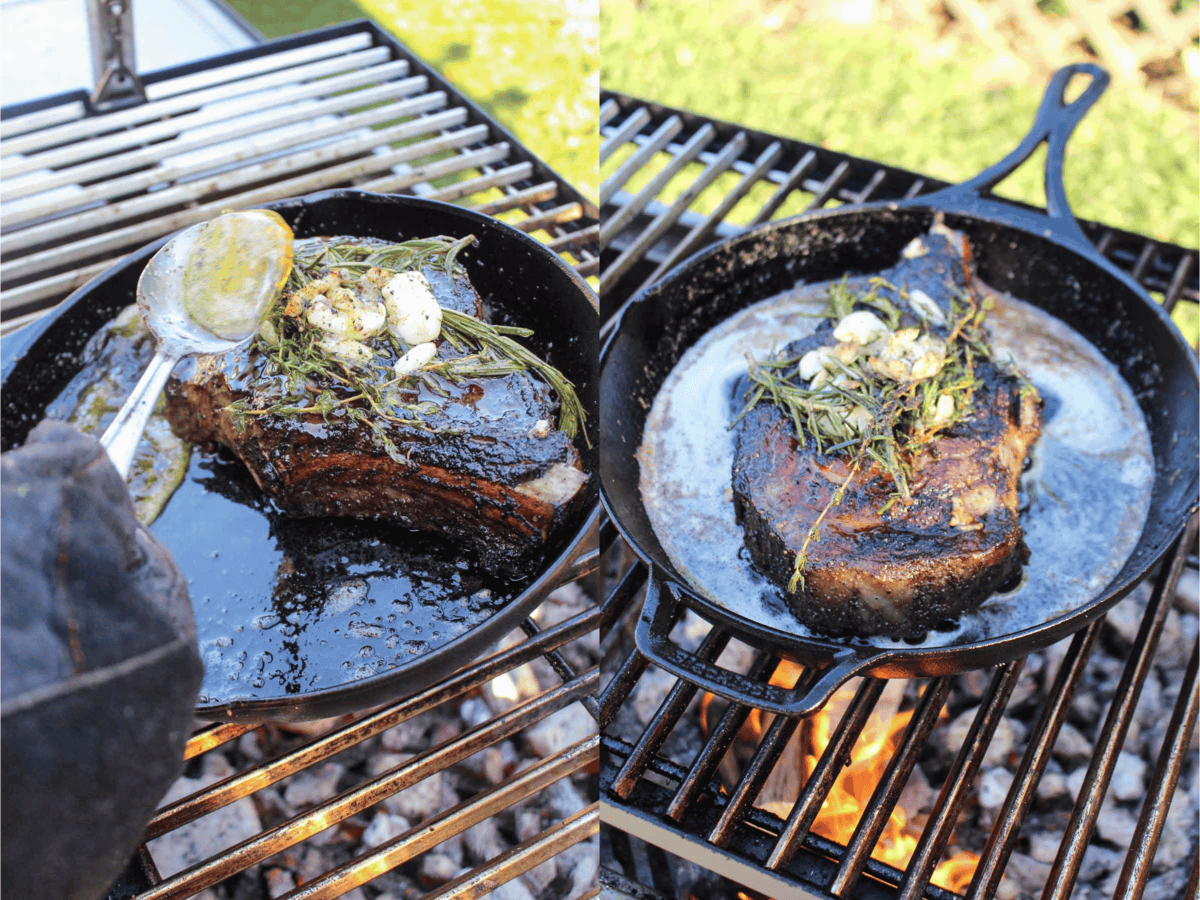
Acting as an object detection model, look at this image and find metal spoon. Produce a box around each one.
[100,210,294,478]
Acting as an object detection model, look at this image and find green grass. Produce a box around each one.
[226,0,598,204]
[601,0,1198,342]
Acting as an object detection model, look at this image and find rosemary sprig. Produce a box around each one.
[285,234,475,293]
[735,277,1016,593]
[225,234,587,457]
[439,308,587,443]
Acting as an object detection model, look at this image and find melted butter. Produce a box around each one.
[44,304,191,525]
[637,281,1155,648]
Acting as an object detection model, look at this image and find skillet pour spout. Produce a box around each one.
[599,63,1199,717]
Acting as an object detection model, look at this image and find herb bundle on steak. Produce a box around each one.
[163,236,589,574]
[731,224,1042,638]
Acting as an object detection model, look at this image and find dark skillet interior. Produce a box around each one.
[600,204,1198,676]
[2,190,599,721]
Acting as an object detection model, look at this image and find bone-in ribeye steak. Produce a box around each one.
[163,264,588,574]
[731,227,1042,638]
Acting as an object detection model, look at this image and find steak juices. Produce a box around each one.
[731,224,1043,638]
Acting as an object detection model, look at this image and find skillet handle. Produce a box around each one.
[634,565,879,718]
[917,63,1110,253]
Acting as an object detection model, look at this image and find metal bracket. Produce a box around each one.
[86,0,146,112]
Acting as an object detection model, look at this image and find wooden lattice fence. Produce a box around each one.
[883,0,1199,109]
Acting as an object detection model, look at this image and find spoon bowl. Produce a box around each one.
[100,210,294,477]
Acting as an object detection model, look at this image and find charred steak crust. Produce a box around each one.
[163,263,588,574]
[731,231,1042,639]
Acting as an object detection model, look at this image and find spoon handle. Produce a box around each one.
[100,348,181,480]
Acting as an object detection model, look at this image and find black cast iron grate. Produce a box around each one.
[2,22,601,900]
[597,90,1199,900]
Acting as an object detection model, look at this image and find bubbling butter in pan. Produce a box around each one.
[636,280,1155,649]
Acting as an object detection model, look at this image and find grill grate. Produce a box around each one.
[598,91,1198,328]
[598,90,1199,900]
[106,595,601,899]
[1,22,599,332]
[2,21,601,900]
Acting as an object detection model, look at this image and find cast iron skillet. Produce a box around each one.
[600,65,1198,716]
[2,190,599,722]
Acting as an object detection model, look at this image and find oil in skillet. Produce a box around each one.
[637,280,1155,649]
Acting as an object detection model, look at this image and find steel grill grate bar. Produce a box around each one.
[639,140,784,291]
[600,89,1198,314]
[0,33,378,142]
[278,738,598,900]
[601,734,951,900]
[599,558,646,642]
[507,201,585,233]
[599,648,651,734]
[746,149,818,227]
[518,616,601,720]
[707,696,803,848]
[1165,252,1197,313]
[4,98,464,254]
[804,159,853,211]
[600,115,684,206]
[601,108,652,166]
[425,803,600,900]
[1,45,394,158]
[966,619,1102,898]
[896,661,1025,900]
[3,82,448,224]
[1113,641,1199,898]
[830,678,953,894]
[1043,516,1198,900]
[147,607,596,838]
[1,58,415,181]
[182,723,256,761]
[140,669,598,899]
[144,34,377,101]
[611,627,732,799]
[0,100,86,139]
[852,167,891,204]
[2,67,425,197]
[601,131,748,295]
[667,653,785,823]
[1130,241,1158,283]
[905,178,930,199]
[765,676,889,869]
[600,98,620,128]
[358,142,511,192]
[472,180,559,214]
[421,161,534,202]
[547,224,601,254]
[598,122,717,247]
[2,118,492,286]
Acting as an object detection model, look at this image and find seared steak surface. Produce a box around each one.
[164,262,587,574]
[731,228,1042,638]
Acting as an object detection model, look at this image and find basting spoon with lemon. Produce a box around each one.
[100,209,294,478]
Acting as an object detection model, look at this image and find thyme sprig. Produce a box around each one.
[223,235,587,457]
[734,277,1012,592]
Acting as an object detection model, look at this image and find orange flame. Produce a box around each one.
[729,661,979,893]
